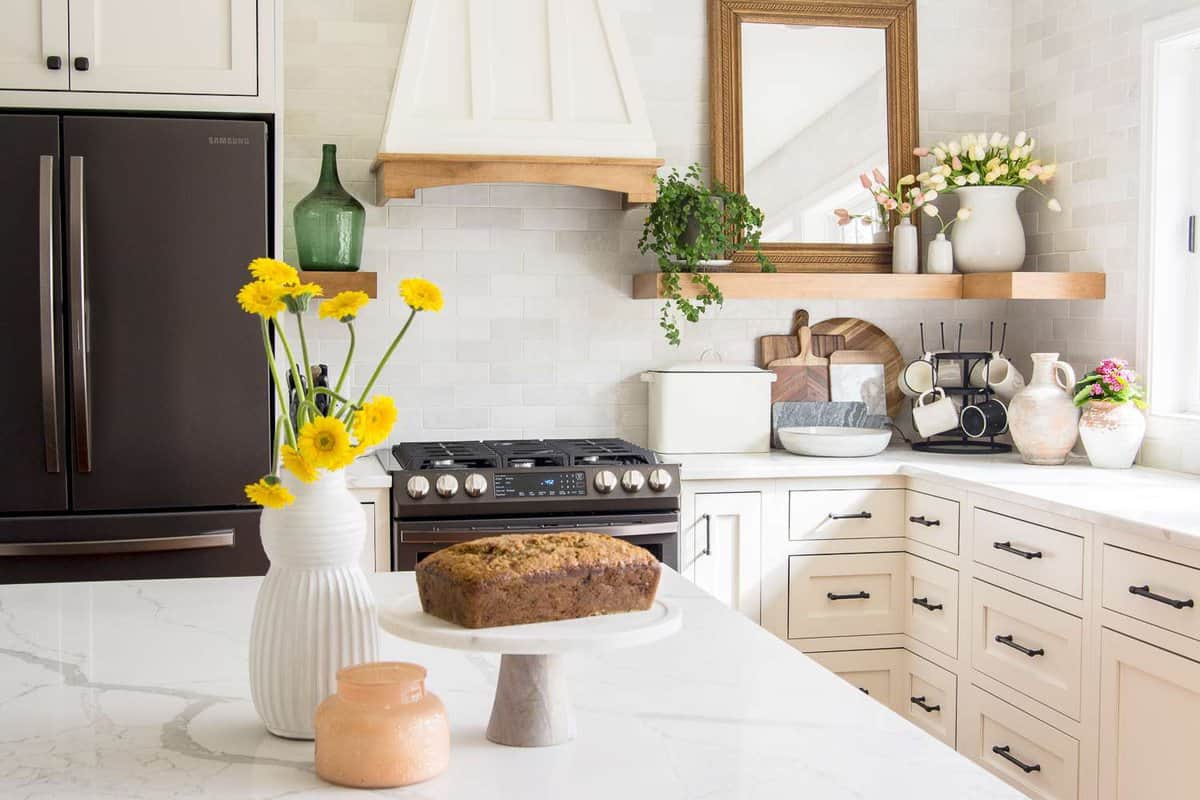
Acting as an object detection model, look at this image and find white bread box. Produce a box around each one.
[641,362,777,454]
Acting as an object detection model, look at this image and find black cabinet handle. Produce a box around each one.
[993,541,1043,560]
[46,56,62,70]
[74,56,90,71]
[910,695,941,713]
[859,687,869,694]
[912,596,944,612]
[700,514,711,557]
[829,511,872,521]
[995,634,1044,657]
[827,591,870,601]
[1129,584,1194,610]
[909,515,941,527]
[992,745,1041,774]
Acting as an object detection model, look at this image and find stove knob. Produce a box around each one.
[621,469,645,492]
[594,470,618,494]
[648,468,673,492]
[435,474,459,498]
[406,475,430,500]
[464,473,488,498]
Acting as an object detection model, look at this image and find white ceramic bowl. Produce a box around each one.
[777,426,892,458]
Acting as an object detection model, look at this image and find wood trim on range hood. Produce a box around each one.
[372,154,663,205]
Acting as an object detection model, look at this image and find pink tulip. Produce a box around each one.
[873,168,887,185]
[875,192,890,204]
[898,202,912,215]
[833,208,850,219]
[883,198,898,211]
[860,173,872,189]
[913,147,930,157]
[951,156,962,170]
[836,216,852,226]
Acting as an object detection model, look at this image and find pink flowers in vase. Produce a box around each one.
[833,170,937,233]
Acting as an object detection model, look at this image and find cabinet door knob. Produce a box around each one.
[74,57,90,71]
[46,56,63,70]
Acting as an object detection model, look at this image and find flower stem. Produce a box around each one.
[355,308,416,408]
[260,318,296,447]
[294,310,315,412]
[333,322,356,415]
[271,414,287,474]
[275,321,307,428]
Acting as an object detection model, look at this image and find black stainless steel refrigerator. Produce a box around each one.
[0,114,271,583]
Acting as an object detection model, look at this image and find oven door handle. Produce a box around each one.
[398,520,679,544]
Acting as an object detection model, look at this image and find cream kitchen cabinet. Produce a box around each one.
[350,486,392,574]
[1097,629,1200,800]
[691,492,762,623]
[1,0,264,99]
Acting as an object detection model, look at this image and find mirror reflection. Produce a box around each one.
[741,23,889,244]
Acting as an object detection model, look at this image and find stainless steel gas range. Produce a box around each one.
[377,439,680,570]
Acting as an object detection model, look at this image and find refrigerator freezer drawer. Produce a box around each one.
[0,509,266,584]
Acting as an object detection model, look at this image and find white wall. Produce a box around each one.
[282,0,1015,446]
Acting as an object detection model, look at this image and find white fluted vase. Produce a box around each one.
[249,470,378,740]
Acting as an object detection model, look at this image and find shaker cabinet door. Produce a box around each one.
[0,0,69,91]
[1098,629,1200,800]
[692,492,762,623]
[66,0,257,95]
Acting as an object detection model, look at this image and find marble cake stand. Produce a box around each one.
[379,595,682,747]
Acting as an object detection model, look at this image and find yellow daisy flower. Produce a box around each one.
[236,280,286,318]
[248,257,299,285]
[318,290,370,323]
[244,476,294,508]
[298,415,355,470]
[280,444,318,483]
[399,278,444,312]
[353,395,398,447]
[281,281,324,313]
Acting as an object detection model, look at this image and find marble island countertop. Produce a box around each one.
[0,571,1023,800]
[677,447,1200,551]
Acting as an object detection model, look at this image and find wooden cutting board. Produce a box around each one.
[829,350,887,416]
[811,317,904,418]
[768,328,829,403]
[758,309,845,366]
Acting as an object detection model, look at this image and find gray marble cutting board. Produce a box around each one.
[771,401,891,449]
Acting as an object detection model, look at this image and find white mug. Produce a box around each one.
[900,356,936,397]
[913,388,961,438]
[970,354,1026,400]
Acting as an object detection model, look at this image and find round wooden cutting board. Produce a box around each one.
[811,317,904,419]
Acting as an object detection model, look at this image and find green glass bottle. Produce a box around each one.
[293,144,365,272]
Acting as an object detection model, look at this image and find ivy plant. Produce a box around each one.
[637,163,775,345]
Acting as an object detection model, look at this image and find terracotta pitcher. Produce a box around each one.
[1007,353,1079,465]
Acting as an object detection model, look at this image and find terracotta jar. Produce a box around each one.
[1008,353,1079,465]
[314,662,449,789]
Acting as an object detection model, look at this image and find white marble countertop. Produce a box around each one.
[345,452,391,489]
[0,571,1022,799]
[678,448,1200,551]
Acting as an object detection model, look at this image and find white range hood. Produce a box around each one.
[372,0,662,204]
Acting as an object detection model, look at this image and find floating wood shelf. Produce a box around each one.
[631,271,1107,301]
[372,154,664,206]
[298,271,378,299]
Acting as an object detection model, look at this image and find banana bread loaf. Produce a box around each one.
[415,533,661,629]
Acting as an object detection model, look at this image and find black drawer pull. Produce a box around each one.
[1129,584,1195,610]
[859,687,870,694]
[993,541,1042,560]
[828,511,872,521]
[827,591,870,601]
[909,515,941,527]
[910,695,940,713]
[992,745,1041,774]
[912,596,943,612]
[995,634,1044,657]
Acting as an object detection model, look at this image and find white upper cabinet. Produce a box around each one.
[0,0,69,91]
[68,0,258,95]
[1,0,259,97]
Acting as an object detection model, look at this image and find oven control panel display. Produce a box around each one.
[494,471,587,498]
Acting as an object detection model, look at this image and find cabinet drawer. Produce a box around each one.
[971,580,1083,719]
[1102,545,1200,641]
[906,555,959,657]
[788,489,904,541]
[962,686,1079,800]
[806,648,903,709]
[973,509,1084,598]
[787,553,906,639]
[902,652,957,747]
[905,490,960,553]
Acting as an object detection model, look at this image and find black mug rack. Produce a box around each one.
[911,322,1013,455]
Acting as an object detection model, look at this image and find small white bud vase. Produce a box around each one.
[950,186,1026,273]
[892,217,918,274]
[1078,400,1146,469]
[1008,353,1079,465]
[249,469,379,739]
[926,233,954,274]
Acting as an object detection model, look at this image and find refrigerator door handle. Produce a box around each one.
[0,530,236,556]
[38,155,62,474]
[68,155,92,473]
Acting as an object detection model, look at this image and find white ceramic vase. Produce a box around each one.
[926,233,954,274]
[1079,400,1146,469]
[949,186,1026,273]
[1007,353,1079,465]
[892,217,918,274]
[249,470,378,740]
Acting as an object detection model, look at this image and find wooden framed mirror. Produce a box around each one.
[710,0,919,272]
